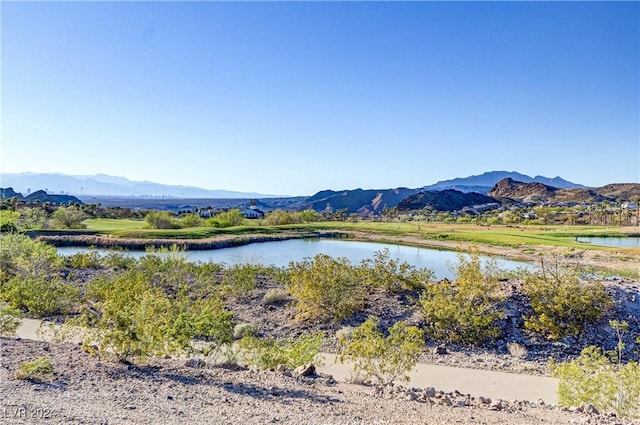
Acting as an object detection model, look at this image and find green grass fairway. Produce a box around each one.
[78,218,639,252]
[83,218,147,232]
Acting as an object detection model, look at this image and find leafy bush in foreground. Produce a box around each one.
[239,332,324,370]
[357,249,433,293]
[338,316,424,385]
[1,276,80,315]
[420,252,504,345]
[74,269,233,362]
[0,304,22,336]
[552,346,640,419]
[286,254,366,322]
[523,259,613,340]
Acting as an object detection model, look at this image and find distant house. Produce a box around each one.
[197,208,219,218]
[242,208,265,219]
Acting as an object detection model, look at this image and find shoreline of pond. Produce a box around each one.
[28,229,640,277]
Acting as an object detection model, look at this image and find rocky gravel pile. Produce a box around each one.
[2,338,637,425]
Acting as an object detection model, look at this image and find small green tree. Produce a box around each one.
[299,209,321,223]
[522,259,613,340]
[210,209,245,228]
[51,207,87,229]
[419,252,504,345]
[286,254,365,322]
[144,210,175,229]
[18,207,48,230]
[338,316,424,385]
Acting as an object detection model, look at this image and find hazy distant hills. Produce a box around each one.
[422,171,584,194]
[4,171,637,215]
[0,173,279,199]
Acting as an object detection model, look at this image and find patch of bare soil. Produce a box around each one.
[2,338,634,425]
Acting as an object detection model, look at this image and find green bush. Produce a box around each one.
[523,260,613,340]
[357,249,433,293]
[552,346,640,419]
[286,254,366,322]
[221,264,258,297]
[239,332,324,370]
[73,269,233,362]
[144,210,175,229]
[338,316,424,385]
[16,356,54,381]
[0,233,63,282]
[1,276,79,316]
[419,252,504,345]
[66,251,103,269]
[0,210,20,232]
[0,304,22,336]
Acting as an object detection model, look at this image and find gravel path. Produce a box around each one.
[1,338,628,425]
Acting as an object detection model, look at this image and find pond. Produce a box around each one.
[575,236,640,248]
[57,239,531,280]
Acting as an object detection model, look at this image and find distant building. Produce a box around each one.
[242,208,265,219]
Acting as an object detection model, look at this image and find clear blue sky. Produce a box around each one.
[2,1,638,196]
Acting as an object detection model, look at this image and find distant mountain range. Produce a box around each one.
[5,171,636,216]
[422,171,584,194]
[0,187,82,205]
[0,173,279,199]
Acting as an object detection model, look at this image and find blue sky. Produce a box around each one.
[2,1,638,196]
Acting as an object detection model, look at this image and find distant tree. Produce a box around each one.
[144,211,174,229]
[299,209,321,223]
[209,209,245,228]
[51,207,87,229]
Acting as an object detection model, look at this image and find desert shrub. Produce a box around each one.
[262,288,290,305]
[338,316,424,385]
[66,251,102,269]
[0,304,22,336]
[552,346,640,419]
[17,207,48,230]
[233,323,256,340]
[357,249,433,293]
[1,276,79,315]
[16,356,54,381]
[0,210,20,232]
[0,233,63,282]
[221,264,258,297]
[522,260,613,340]
[286,254,366,322]
[102,252,136,269]
[336,326,355,340]
[419,252,504,345]
[239,332,324,370]
[506,341,528,359]
[73,269,233,362]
